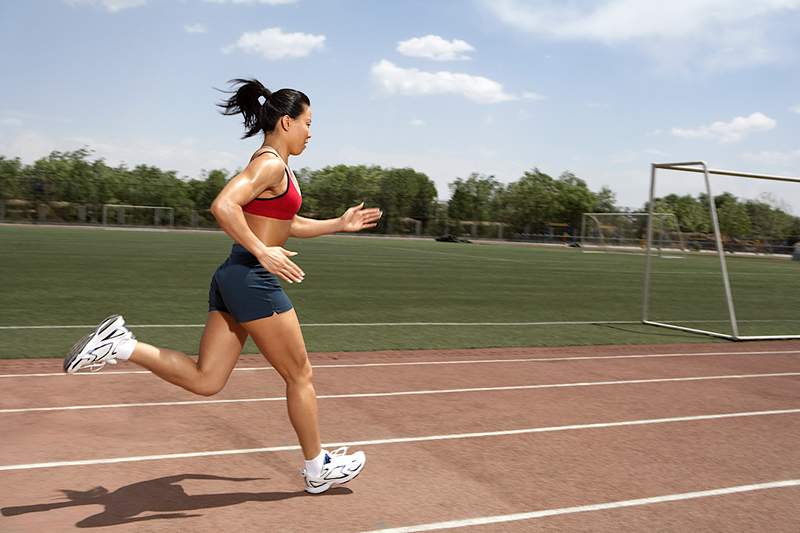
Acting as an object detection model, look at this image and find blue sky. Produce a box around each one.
[1,0,799,210]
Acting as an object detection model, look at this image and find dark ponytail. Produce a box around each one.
[217,78,310,139]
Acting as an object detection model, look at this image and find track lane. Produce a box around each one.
[1,412,798,532]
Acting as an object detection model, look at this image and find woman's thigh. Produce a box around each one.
[240,308,309,381]
[197,310,248,383]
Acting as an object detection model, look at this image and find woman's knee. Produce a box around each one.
[189,373,226,396]
[283,357,313,386]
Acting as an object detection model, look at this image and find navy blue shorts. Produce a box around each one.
[208,244,294,322]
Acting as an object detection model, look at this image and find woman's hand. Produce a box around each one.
[258,247,305,283]
[340,202,383,232]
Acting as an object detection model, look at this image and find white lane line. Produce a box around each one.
[2,372,798,414]
[2,349,799,378]
[0,321,640,330]
[2,319,795,330]
[363,479,800,532]
[1,408,798,472]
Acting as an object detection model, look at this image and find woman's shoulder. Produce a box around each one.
[246,151,286,190]
[250,147,281,163]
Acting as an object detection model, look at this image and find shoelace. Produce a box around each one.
[328,446,349,457]
[301,446,351,477]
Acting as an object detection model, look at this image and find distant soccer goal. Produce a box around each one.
[102,204,175,227]
[580,212,685,257]
[642,161,800,341]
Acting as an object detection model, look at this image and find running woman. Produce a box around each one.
[63,78,382,494]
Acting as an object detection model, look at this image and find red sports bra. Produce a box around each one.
[241,148,302,220]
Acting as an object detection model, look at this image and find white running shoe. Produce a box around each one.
[303,447,366,494]
[63,315,135,374]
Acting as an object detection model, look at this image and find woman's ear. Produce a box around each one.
[281,115,291,132]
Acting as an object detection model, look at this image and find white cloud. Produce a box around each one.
[223,27,325,60]
[791,104,800,114]
[0,118,23,127]
[205,0,297,4]
[184,23,207,34]
[742,149,800,166]
[0,110,72,125]
[482,0,800,71]
[370,60,516,104]
[0,131,54,161]
[483,0,799,41]
[670,112,776,143]
[409,118,426,127]
[521,91,545,101]
[397,35,475,61]
[63,0,147,12]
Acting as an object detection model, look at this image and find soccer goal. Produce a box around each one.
[641,161,800,341]
[580,212,685,256]
[102,204,175,227]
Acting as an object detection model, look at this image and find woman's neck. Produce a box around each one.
[261,138,289,163]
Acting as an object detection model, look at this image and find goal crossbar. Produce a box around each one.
[642,161,800,341]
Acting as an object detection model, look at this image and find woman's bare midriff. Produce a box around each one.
[243,212,292,247]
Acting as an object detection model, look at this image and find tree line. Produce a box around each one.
[0,149,798,243]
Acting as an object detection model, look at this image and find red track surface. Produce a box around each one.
[1,342,799,532]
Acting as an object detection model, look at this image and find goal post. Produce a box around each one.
[102,204,175,227]
[642,161,800,341]
[580,212,685,255]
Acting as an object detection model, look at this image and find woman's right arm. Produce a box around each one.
[210,159,305,283]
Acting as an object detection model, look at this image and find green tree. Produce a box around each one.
[593,186,616,213]
[652,194,710,233]
[301,164,381,219]
[501,169,561,233]
[198,169,228,210]
[377,168,437,233]
[26,148,97,203]
[553,171,598,229]
[717,201,751,238]
[447,173,503,224]
[0,156,22,199]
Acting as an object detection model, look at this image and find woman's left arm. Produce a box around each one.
[290,202,382,238]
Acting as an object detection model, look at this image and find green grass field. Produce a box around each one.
[1,224,798,358]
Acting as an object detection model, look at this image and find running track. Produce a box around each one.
[1,342,799,532]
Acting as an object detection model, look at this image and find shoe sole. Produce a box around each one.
[63,315,123,374]
[305,458,366,494]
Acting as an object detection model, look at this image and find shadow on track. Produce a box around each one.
[1,473,351,527]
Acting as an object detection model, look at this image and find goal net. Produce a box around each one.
[581,212,685,256]
[102,204,175,227]
[642,162,800,341]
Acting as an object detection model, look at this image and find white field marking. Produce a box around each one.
[364,479,800,533]
[1,408,798,472]
[2,349,799,378]
[2,372,798,414]
[0,320,639,330]
[2,318,797,330]
[384,246,797,273]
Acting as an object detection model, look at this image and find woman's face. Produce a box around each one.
[286,105,312,155]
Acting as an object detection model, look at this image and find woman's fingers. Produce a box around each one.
[275,268,301,284]
[262,252,305,283]
[280,260,305,282]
